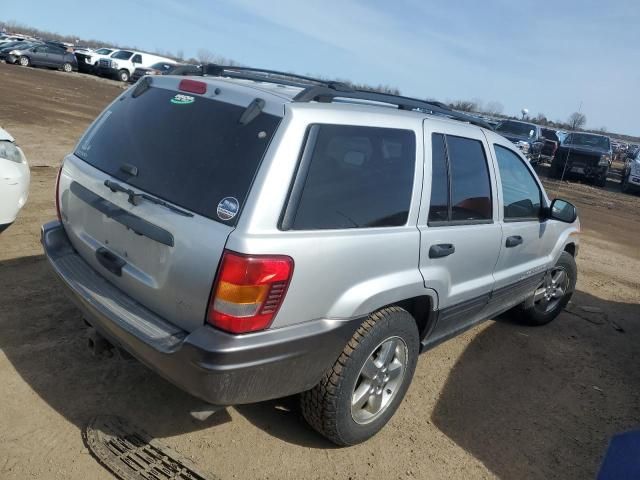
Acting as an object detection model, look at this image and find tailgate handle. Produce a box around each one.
[95,247,126,276]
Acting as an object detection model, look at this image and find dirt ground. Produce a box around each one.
[0,63,639,480]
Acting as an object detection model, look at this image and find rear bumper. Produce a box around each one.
[42,221,357,405]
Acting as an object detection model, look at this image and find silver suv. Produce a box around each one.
[42,66,579,446]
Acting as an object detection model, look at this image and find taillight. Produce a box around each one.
[207,251,294,334]
[179,79,207,94]
[55,164,63,221]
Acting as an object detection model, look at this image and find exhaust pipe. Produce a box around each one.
[87,327,114,357]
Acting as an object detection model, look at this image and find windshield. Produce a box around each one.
[95,48,113,55]
[564,133,610,150]
[75,86,281,224]
[111,50,133,60]
[496,121,536,138]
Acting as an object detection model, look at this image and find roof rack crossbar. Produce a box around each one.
[199,64,493,130]
[201,63,351,90]
[293,87,493,129]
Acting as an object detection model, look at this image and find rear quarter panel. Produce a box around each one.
[229,105,437,327]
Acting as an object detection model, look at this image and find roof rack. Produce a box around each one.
[201,64,493,130]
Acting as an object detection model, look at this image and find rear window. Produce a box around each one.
[287,124,416,230]
[75,86,281,224]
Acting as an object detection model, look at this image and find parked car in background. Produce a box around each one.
[42,68,580,446]
[0,41,41,62]
[495,120,545,163]
[621,148,640,194]
[130,60,179,83]
[0,127,30,233]
[0,35,31,46]
[96,50,175,82]
[550,132,612,186]
[540,128,560,161]
[74,47,116,73]
[170,64,203,76]
[10,44,78,72]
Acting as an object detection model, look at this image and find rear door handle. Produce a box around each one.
[429,243,455,258]
[95,247,126,276]
[506,235,523,248]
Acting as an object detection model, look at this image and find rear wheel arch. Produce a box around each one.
[393,295,436,341]
[564,242,576,257]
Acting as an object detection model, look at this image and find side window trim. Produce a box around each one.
[280,123,417,231]
[428,132,494,227]
[279,125,320,231]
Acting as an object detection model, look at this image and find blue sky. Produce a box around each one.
[5,0,640,135]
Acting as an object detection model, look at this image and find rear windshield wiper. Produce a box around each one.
[104,179,193,217]
[239,98,265,125]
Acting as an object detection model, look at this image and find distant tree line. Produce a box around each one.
[2,19,635,141]
[0,19,401,96]
[449,97,638,142]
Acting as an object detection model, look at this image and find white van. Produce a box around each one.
[95,50,176,82]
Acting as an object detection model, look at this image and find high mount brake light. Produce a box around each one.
[206,251,294,334]
[179,79,207,95]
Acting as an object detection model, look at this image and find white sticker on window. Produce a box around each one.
[217,197,239,221]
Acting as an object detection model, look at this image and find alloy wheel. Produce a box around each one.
[533,267,569,313]
[351,336,407,425]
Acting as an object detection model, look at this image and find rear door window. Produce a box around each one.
[447,136,492,221]
[287,125,416,230]
[75,86,281,224]
[428,134,492,225]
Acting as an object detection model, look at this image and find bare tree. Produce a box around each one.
[568,112,587,130]
[484,101,504,115]
[534,112,548,124]
[449,100,479,112]
[197,49,217,64]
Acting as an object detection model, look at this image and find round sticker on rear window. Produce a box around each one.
[217,197,239,221]
[171,93,194,105]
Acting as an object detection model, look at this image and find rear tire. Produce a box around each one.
[118,69,129,82]
[514,251,577,326]
[18,56,30,67]
[595,172,608,188]
[549,159,562,179]
[301,307,419,446]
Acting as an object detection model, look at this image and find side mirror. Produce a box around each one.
[549,198,577,223]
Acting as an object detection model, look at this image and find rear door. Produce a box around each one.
[58,78,283,332]
[418,122,502,341]
[30,46,48,66]
[46,46,65,67]
[485,141,553,316]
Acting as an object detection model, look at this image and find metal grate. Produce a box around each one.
[84,416,216,480]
